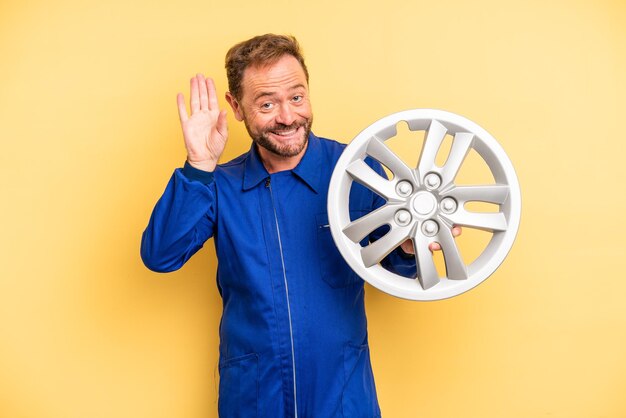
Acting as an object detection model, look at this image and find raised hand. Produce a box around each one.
[177,74,228,172]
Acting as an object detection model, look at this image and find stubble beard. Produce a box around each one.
[245,117,313,158]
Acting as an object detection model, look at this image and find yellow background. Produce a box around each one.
[1,0,625,417]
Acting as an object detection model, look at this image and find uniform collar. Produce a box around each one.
[242,132,321,193]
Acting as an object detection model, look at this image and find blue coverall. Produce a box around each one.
[141,133,415,418]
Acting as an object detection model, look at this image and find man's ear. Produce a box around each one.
[225,92,244,121]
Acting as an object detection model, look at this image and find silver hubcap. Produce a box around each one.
[327,109,522,301]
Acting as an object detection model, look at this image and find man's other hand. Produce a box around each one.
[399,226,463,254]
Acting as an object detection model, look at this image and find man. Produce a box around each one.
[142,34,459,418]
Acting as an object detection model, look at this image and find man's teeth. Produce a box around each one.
[274,129,297,136]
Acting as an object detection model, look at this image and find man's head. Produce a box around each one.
[225,34,309,101]
[224,34,313,160]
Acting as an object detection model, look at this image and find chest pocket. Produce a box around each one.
[315,211,366,288]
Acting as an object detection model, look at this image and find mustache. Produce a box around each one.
[266,121,308,132]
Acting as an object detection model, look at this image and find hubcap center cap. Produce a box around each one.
[412,192,437,215]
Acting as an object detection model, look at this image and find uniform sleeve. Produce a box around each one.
[140,162,217,272]
[365,158,418,278]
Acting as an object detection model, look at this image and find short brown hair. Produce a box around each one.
[225,34,309,100]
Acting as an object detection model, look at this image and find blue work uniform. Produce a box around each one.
[141,133,415,418]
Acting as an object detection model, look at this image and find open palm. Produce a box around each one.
[177,74,228,172]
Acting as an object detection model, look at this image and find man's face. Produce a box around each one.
[228,54,313,158]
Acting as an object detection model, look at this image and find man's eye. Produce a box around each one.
[261,103,274,109]
[293,95,302,102]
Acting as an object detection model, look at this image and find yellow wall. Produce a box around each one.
[1,0,625,416]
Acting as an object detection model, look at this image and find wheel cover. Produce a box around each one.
[327,109,521,301]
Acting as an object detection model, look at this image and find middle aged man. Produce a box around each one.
[142,34,460,418]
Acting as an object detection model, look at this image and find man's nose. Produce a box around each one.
[276,103,296,126]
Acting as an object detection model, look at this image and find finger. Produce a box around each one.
[400,239,414,255]
[216,110,228,138]
[452,226,462,237]
[190,77,200,114]
[176,93,188,123]
[207,77,219,111]
[429,242,442,252]
[197,74,209,110]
